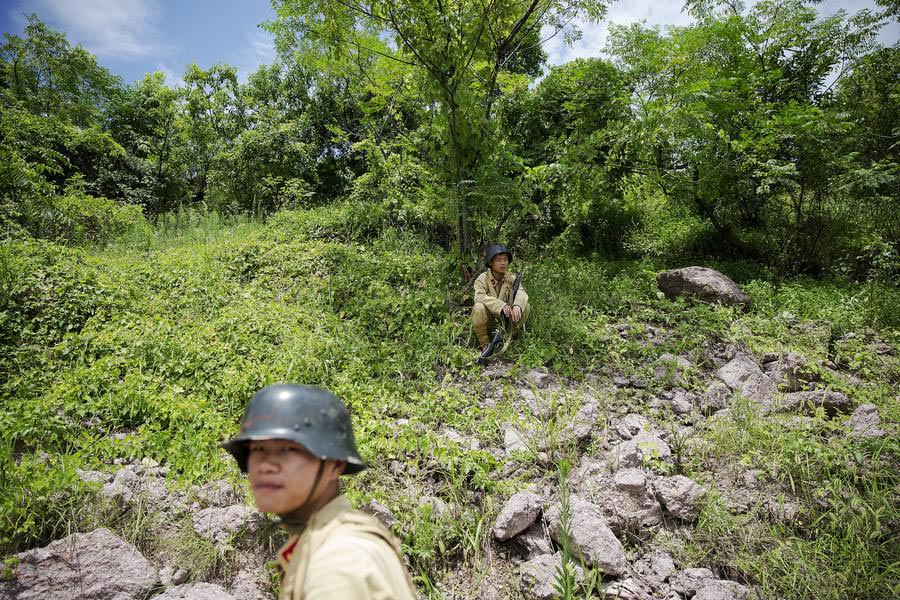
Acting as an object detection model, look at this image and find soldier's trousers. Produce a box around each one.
[471,302,531,349]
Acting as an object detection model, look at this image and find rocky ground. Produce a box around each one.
[2,268,894,599]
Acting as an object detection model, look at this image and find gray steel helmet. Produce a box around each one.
[485,244,513,268]
[222,384,365,474]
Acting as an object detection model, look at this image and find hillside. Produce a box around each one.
[2,207,897,599]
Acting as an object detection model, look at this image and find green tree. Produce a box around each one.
[269,0,608,279]
[608,0,884,272]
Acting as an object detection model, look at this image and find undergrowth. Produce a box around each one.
[1,204,897,599]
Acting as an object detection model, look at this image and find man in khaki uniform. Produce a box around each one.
[472,244,530,353]
[222,384,416,600]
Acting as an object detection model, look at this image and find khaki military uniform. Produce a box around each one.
[276,495,416,600]
[471,270,530,348]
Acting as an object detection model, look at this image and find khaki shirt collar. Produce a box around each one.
[276,495,352,571]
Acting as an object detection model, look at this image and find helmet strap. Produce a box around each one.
[278,459,326,533]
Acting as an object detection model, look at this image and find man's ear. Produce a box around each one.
[325,460,347,480]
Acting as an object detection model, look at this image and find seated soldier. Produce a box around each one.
[471,244,530,355]
[222,384,416,600]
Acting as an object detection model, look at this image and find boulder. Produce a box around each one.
[580,470,663,535]
[513,523,553,559]
[654,475,706,522]
[634,550,676,585]
[669,567,716,596]
[613,432,672,469]
[694,580,752,600]
[191,505,263,547]
[561,399,601,444]
[546,496,627,576]
[0,528,157,600]
[503,426,530,454]
[701,382,732,415]
[519,553,582,600]
[773,390,851,417]
[494,491,543,541]
[359,500,398,529]
[846,404,885,439]
[762,352,815,392]
[154,583,237,600]
[614,468,647,494]
[653,354,693,387]
[668,388,696,416]
[657,267,751,309]
[614,414,650,440]
[525,369,553,389]
[717,355,776,404]
[519,388,552,419]
[601,578,652,600]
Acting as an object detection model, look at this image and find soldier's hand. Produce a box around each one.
[511,305,522,323]
[502,305,512,318]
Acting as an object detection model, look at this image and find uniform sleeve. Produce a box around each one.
[304,534,416,600]
[474,274,507,316]
[512,282,528,310]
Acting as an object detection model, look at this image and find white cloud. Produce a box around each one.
[19,0,174,60]
[235,28,276,82]
[542,0,898,66]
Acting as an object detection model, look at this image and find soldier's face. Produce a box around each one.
[246,439,341,514]
[490,253,509,273]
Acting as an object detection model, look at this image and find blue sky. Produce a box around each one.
[1,0,896,86]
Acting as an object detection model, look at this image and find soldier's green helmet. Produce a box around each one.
[222,384,366,474]
[485,244,513,268]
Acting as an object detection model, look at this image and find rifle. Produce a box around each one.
[476,271,523,365]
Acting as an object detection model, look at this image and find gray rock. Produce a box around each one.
[0,528,157,600]
[561,399,601,444]
[519,388,552,419]
[154,583,237,600]
[601,578,652,600]
[613,376,631,387]
[614,413,650,440]
[613,432,672,469]
[525,369,553,389]
[630,376,649,389]
[504,426,530,454]
[76,469,111,484]
[483,364,509,380]
[847,404,885,438]
[578,471,663,535]
[359,499,398,529]
[191,505,263,547]
[419,495,451,518]
[669,567,716,595]
[229,569,270,600]
[514,523,553,558]
[192,480,241,507]
[762,352,815,392]
[634,549,676,584]
[701,382,732,415]
[653,354,693,387]
[519,552,582,600]
[438,427,481,450]
[669,388,696,415]
[546,496,627,575]
[614,468,647,494]
[494,491,543,541]
[717,355,776,404]
[654,475,706,522]
[694,579,751,600]
[773,390,851,416]
[657,267,751,308]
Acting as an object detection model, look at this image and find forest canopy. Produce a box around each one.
[1,0,897,280]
